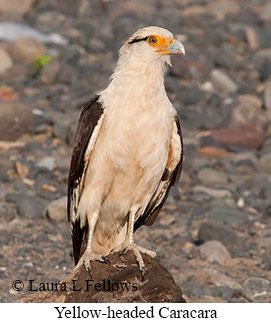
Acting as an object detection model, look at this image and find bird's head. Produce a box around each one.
[119,26,185,66]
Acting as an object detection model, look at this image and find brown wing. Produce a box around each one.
[134,115,183,231]
[67,95,104,264]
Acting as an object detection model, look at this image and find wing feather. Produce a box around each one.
[67,95,104,264]
[134,115,183,231]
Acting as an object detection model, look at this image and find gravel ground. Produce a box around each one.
[0,0,271,303]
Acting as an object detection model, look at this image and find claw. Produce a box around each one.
[141,266,145,282]
[119,247,127,257]
[153,254,160,262]
[86,266,92,278]
[101,256,110,265]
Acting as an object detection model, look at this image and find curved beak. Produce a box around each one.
[168,39,185,55]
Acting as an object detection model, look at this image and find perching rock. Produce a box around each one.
[18,252,185,303]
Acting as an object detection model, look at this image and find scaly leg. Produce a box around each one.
[75,212,110,277]
[111,208,158,280]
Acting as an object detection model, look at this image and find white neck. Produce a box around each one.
[100,53,170,107]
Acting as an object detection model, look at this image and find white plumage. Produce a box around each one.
[68,26,185,278]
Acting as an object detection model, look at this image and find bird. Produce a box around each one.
[67,26,185,279]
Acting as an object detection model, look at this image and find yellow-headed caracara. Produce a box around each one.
[68,26,185,278]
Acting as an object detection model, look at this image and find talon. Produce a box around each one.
[153,254,160,261]
[119,248,127,256]
[101,256,110,265]
[141,266,145,282]
[86,266,92,278]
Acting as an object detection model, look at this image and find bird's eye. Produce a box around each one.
[148,36,157,44]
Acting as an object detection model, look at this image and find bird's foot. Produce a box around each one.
[76,250,110,278]
[112,242,157,281]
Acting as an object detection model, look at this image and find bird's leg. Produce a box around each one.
[112,209,158,280]
[75,212,110,277]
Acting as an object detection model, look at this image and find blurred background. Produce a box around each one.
[0,0,271,302]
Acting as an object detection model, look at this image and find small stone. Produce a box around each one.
[205,268,243,290]
[10,37,46,63]
[255,49,271,81]
[181,5,207,17]
[237,197,245,208]
[37,156,55,171]
[43,196,67,221]
[197,146,232,158]
[207,0,240,21]
[6,194,45,219]
[261,1,271,22]
[198,221,239,249]
[211,69,238,93]
[264,81,271,111]
[233,151,258,168]
[40,60,61,85]
[245,27,259,50]
[257,153,271,173]
[199,240,231,265]
[182,86,203,106]
[231,95,266,128]
[0,102,34,141]
[244,277,271,294]
[197,168,228,185]
[53,123,69,141]
[0,0,36,18]
[0,49,13,74]
[210,124,265,150]
[193,186,232,199]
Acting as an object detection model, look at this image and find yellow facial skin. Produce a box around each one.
[146,35,185,55]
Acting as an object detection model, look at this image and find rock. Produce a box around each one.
[0,0,36,19]
[52,123,69,141]
[61,47,81,65]
[257,153,271,173]
[0,22,68,45]
[207,0,240,21]
[199,240,231,265]
[181,5,207,17]
[243,277,271,298]
[0,49,13,74]
[10,37,46,63]
[260,1,271,22]
[198,221,239,250]
[232,151,258,169]
[44,197,67,221]
[6,194,45,219]
[210,205,247,226]
[264,81,271,111]
[193,186,232,199]
[231,95,266,128]
[37,157,55,171]
[197,146,232,158]
[197,168,228,185]
[182,86,203,106]
[205,268,243,290]
[40,60,61,85]
[262,245,271,267]
[18,252,186,303]
[210,124,265,150]
[211,69,238,93]
[0,102,34,140]
[245,27,259,50]
[255,49,271,81]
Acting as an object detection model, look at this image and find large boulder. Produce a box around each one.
[18,252,185,303]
